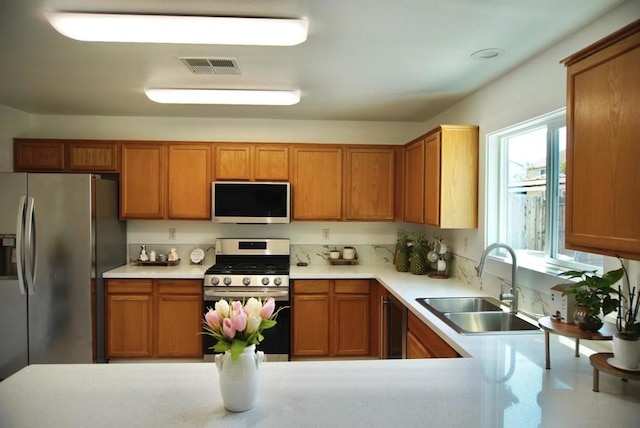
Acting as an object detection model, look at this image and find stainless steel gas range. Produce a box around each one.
[202,238,290,361]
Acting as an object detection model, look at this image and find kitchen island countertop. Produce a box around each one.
[2,263,637,427]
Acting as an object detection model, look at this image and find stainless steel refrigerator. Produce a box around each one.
[0,173,126,379]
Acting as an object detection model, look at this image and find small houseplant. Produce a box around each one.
[394,229,410,272]
[612,260,640,369]
[559,267,621,331]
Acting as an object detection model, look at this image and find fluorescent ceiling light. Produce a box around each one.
[145,89,301,106]
[45,12,308,46]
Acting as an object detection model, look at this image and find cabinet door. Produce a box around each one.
[424,132,441,226]
[292,294,330,357]
[407,312,457,358]
[564,24,640,259]
[403,139,425,223]
[14,139,65,171]
[215,145,251,180]
[345,147,395,220]
[406,331,432,359]
[156,294,203,357]
[106,294,153,358]
[254,145,289,181]
[333,294,370,356]
[168,144,211,219]
[292,146,343,220]
[120,143,165,219]
[67,141,119,172]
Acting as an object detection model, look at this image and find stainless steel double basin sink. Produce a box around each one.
[416,297,540,335]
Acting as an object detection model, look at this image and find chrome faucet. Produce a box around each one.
[476,243,519,314]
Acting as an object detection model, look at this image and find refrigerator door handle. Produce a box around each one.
[15,196,27,295]
[24,196,37,295]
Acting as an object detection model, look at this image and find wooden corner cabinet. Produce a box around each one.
[562,20,640,260]
[403,125,478,228]
[406,311,458,359]
[106,279,202,359]
[292,279,371,358]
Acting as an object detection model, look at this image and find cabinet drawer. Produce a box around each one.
[293,280,331,294]
[157,279,202,295]
[334,279,370,294]
[107,279,153,294]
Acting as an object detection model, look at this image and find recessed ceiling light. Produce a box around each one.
[145,89,301,106]
[45,12,308,46]
[471,48,505,60]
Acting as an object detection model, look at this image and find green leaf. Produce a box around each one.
[213,341,231,353]
[230,340,248,361]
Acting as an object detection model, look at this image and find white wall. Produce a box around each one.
[0,105,31,172]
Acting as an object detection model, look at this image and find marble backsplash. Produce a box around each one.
[291,244,396,265]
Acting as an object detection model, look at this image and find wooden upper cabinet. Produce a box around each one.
[67,141,119,172]
[424,126,478,229]
[14,139,65,171]
[403,138,425,223]
[254,145,289,181]
[292,146,343,220]
[167,144,211,219]
[214,145,251,180]
[120,143,166,219]
[344,147,395,220]
[562,20,640,260]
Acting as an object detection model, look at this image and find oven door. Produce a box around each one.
[203,288,290,362]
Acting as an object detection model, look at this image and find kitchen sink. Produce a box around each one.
[416,297,503,314]
[443,312,541,335]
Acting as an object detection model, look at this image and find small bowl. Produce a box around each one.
[157,254,168,262]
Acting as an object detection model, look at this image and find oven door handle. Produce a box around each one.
[204,289,289,301]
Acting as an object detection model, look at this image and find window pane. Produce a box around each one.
[505,127,547,256]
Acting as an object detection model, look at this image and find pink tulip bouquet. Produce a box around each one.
[202,297,283,361]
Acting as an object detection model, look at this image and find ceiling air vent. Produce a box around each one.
[180,57,241,75]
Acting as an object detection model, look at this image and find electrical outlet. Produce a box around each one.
[169,228,176,240]
[322,228,330,240]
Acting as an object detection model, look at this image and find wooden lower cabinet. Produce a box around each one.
[406,311,458,359]
[292,279,370,358]
[106,279,202,359]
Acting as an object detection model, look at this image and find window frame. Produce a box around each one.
[487,108,603,275]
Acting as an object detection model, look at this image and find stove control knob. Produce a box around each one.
[274,277,282,286]
[261,277,270,286]
[210,277,220,286]
[223,277,232,286]
[243,277,251,286]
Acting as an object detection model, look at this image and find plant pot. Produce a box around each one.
[612,334,640,370]
[573,306,603,332]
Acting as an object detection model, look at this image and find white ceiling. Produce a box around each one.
[0,0,626,122]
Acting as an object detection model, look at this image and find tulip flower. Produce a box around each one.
[261,298,275,319]
[222,318,236,339]
[244,298,262,318]
[246,314,261,334]
[215,299,230,318]
[231,300,243,313]
[232,309,247,332]
[205,308,220,330]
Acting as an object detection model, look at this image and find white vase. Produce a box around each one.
[612,334,640,370]
[215,345,264,412]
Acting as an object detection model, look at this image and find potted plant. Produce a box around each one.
[612,260,640,370]
[394,229,410,272]
[559,267,621,332]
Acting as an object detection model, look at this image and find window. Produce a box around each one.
[487,109,603,272]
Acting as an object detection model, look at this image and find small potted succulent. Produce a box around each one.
[559,267,621,332]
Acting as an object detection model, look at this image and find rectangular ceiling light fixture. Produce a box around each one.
[145,89,301,105]
[45,12,308,46]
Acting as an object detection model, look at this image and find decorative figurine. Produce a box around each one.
[168,248,179,262]
[139,245,149,261]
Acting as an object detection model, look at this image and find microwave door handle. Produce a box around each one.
[15,196,27,295]
[24,197,36,295]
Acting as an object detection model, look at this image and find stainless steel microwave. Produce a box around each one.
[211,181,291,224]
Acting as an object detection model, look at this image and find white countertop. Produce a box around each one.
[2,263,637,427]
